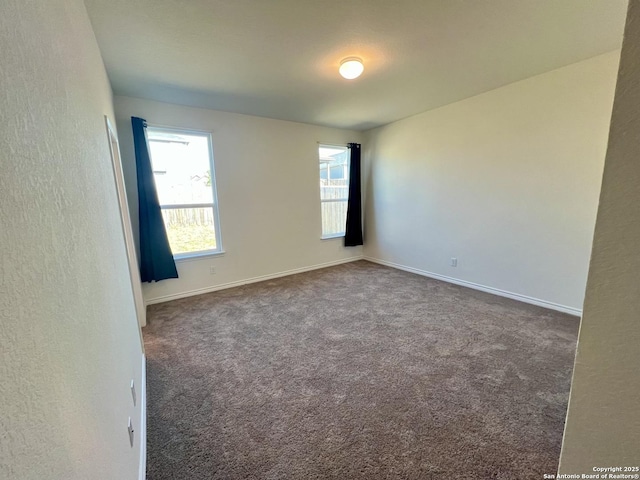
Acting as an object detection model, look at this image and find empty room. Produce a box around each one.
[2,1,640,479]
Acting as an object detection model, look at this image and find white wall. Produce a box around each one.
[363,52,620,313]
[0,2,144,479]
[113,97,363,304]
[559,1,640,471]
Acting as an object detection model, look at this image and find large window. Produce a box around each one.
[319,144,350,238]
[147,126,222,258]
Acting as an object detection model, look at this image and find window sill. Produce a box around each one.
[321,234,345,240]
[174,250,226,263]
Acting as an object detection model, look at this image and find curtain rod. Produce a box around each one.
[317,141,350,147]
[145,122,214,135]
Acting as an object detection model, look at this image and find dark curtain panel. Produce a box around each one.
[131,117,178,282]
[344,143,364,247]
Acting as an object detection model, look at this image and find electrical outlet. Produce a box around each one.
[131,380,136,406]
[450,257,458,267]
[127,417,134,447]
[209,266,216,275]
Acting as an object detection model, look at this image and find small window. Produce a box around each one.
[319,144,350,238]
[147,126,222,258]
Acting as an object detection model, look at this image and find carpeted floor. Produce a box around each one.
[144,260,579,480]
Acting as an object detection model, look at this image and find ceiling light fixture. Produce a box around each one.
[339,57,364,80]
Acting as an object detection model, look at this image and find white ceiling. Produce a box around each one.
[84,0,628,130]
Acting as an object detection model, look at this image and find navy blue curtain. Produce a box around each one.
[131,117,178,282]
[344,143,363,247]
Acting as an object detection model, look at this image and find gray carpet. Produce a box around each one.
[144,260,579,479]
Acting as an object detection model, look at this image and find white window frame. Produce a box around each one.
[319,143,350,240]
[146,124,224,260]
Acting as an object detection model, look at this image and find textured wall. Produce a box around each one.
[0,1,143,479]
[559,1,640,472]
[363,52,619,312]
[113,96,363,304]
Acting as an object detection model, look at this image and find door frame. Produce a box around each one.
[105,116,147,349]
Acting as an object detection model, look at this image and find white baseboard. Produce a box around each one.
[139,354,147,480]
[145,256,364,305]
[364,256,582,317]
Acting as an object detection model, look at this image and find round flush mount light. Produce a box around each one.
[339,57,364,80]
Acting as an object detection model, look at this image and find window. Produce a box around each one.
[319,144,350,238]
[147,126,222,258]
